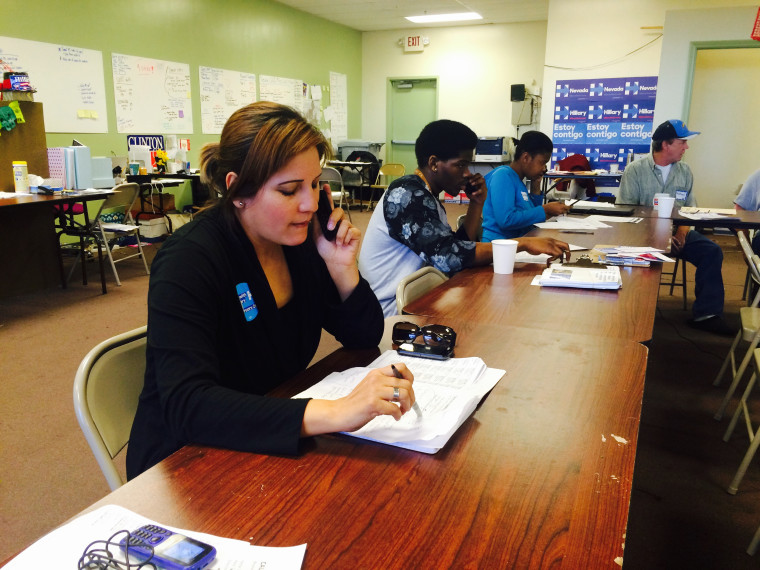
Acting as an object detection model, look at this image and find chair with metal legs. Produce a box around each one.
[723,348,760,495]
[713,233,760,420]
[320,166,352,222]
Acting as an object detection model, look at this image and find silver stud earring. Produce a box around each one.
[239,201,244,206]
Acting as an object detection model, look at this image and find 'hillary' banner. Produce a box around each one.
[552,76,657,173]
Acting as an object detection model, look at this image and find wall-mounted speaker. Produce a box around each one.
[510,84,526,102]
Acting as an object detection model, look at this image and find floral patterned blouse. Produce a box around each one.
[384,174,477,275]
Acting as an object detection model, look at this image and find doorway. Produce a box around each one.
[687,47,760,207]
[387,78,437,174]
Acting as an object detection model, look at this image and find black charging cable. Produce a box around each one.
[78,530,157,570]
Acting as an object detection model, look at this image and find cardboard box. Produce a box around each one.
[444,192,460,204]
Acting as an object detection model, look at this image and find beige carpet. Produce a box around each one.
[2,206,760,569]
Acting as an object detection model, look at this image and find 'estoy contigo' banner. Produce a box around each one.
[551,76,657,177]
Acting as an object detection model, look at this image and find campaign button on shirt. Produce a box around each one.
[521,191,530,202]
[676,189,688,201]
[236,282,258,322]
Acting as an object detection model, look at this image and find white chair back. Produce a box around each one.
[395,266,448,314]
[73,326,147,490]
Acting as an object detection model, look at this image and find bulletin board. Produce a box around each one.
[0,36,108,133]
[112,53,193,134]
[199,66,257,134]
[0,102,49,191]
[551,76,658,174]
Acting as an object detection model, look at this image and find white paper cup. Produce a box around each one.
[652,192,669,209]
[492,239,519,274]
[609,163,619,173]
[657,196,675,217]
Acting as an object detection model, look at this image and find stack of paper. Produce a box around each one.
[534,215,612,230]
[532,264,623,290]
[595,245,674,267]
[678,208,735,220]
[565,199,616,209]
[680,207,737,216]
[3,505,307,570]
[294,350,505,453]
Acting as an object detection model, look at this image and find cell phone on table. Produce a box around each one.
[316,189,340,241]
[120,524,217,570]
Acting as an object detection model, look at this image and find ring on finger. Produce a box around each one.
[392,386,400,402]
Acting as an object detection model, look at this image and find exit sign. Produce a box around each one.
[404,35,424,52]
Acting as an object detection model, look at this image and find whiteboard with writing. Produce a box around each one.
[259,75,305,114]
[112,53,193,134]
[0,36,108,133]
[199,66,257,134]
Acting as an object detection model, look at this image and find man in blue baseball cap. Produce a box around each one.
[619,119,732,336]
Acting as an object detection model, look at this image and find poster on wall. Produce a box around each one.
[0,36,108,133]
[199,67,257,134]
[259,75,305,114]
[551,76,657,180]
[112,53,193,134]
[327,72,348,150]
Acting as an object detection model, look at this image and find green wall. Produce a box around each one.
[0,0,363,165]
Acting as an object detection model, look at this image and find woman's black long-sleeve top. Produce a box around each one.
[126,206,383,479]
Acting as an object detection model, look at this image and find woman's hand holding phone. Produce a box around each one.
[314,183,361,300]
[316,185,340,241]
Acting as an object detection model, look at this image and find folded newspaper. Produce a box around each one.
[532,264,622,290]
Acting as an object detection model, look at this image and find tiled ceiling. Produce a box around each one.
[276,0,549,32]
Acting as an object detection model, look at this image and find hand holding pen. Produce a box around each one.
[392,364,423,417]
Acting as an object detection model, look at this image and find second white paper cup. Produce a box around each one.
[657,196,675,217]
[492,239,519,274]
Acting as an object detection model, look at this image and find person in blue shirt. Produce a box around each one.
[734,168,760,253]
[481,131,569,241]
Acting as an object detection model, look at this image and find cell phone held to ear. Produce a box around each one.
[316,190,340,241]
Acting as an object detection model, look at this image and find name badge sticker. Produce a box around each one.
[236,282,258,322]
[521,191,530,202]
[675,190,688,201]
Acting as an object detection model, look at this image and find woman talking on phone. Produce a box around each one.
[127,102,414,479]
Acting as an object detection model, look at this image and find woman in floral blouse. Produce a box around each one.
[359,119,570,317]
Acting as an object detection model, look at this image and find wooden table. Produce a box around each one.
[0,191,111,298]
[671,208,760,230]
[404,216,673,343]
[71,316,646,570]
[616,204,760,231]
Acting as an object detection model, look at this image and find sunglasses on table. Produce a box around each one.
[391,322,457,359]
